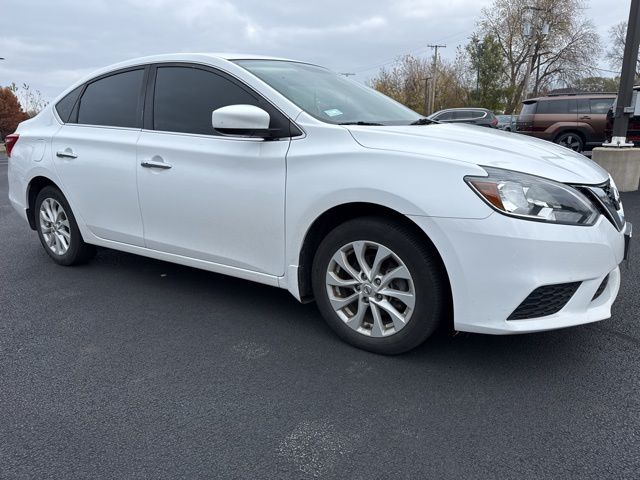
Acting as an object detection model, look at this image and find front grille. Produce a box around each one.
[601,182,621,210]
[508,282,581,320]
[592,275,609,301]
[577,180,625,231]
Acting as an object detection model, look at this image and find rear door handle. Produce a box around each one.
[141,159,172,170]
[580,116,592,120]
[56,149,77,159]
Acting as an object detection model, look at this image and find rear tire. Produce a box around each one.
[312,217,448,355]
[555,132,584,152]
[35,186,96,266]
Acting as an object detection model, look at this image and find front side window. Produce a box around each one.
[77,69,144,128]
[235,60,422,126]
[436,111,454,120]
[152,66,286,136]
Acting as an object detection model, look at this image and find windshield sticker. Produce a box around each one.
[324,109,343,117]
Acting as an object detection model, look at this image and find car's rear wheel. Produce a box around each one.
[312,217,448,355]
[555,132,584,152]
[35,186,96,266]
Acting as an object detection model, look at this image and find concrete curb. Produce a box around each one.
[591,147,640,192]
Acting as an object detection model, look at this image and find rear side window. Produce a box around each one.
[77,69,144,128]
[55,86,83,123]
[152,66,286,136]
[590,98,614,114]
[453,110,472,120]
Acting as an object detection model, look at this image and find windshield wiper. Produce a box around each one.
[409,117,439,125]
[338,121,384,126]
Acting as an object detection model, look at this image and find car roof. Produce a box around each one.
[523,93,617,103]
[433,107,492,113]
[92,53,316,73]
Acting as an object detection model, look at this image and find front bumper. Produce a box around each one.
[410,213,626,334]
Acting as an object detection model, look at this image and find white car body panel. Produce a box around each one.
[6,53,629,336]
[136,130,289,275]
[52,124,145,246]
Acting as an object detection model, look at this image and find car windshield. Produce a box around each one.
[235,60,423,126]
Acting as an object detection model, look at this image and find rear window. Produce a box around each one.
[521,102,537,115]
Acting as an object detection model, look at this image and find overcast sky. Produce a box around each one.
[0,0,632,100]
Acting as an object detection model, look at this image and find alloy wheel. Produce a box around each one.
[325,241,416,337]
[558,134,582,151]
[39,198,71,255]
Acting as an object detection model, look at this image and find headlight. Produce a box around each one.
[465,167,599,226]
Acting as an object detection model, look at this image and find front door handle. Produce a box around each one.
[141,160,172,170]
[56,149,77,159]
[580,115,592,120]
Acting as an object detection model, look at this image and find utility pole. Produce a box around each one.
[520,6,549,103]
[423,77,432,116]
[608,0,640,146]
[427,44,446,115]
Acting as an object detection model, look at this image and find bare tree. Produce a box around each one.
[479,0,602,113]
[370,54,469,114]
[8,83,48,118]
[607,21,640,79]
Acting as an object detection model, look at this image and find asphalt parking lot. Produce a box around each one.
[1,156,640,479]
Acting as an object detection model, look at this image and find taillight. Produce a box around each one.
[491,118,498,127]
[5,134,19,157]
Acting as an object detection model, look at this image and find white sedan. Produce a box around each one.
[6,53,632,354]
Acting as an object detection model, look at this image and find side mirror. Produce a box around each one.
[212,105,274,138]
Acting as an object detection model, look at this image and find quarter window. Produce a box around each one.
[77,69,144,128]
[152,66,285,136]
[55,86,83,123]
[590,98,614,114]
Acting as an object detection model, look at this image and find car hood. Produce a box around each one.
[346,123,609,184]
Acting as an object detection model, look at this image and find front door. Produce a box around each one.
[136,65,291,275]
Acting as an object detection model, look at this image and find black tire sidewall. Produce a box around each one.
[312,217,447,355]
[35,186,90,266]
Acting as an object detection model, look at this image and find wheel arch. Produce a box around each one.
[26,176,63,230]
[553,128,587,145]
[296,202,452,313]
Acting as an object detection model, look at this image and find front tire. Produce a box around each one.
[35,186,96,266]
[312,217,448,355]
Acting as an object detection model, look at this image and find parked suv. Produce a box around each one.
[428,108,498,128]
[516,94,616,152]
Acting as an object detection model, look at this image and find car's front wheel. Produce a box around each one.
[312,217,448,355]
[35,186,96,266]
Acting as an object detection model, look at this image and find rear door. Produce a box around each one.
[52,67,146,246]
[581,97,615,145]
